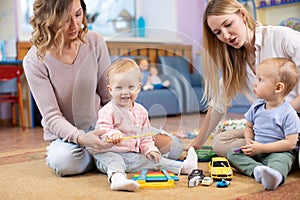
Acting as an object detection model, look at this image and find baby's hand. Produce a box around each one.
[241,140,262,156]
[146,151,161,163]
[107,133,122,144]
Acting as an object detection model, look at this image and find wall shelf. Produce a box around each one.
[252,0,300,25]
[257,1,300,9]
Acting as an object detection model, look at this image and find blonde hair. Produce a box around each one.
[260,58,299,96]
[107,58,142,84]
[30,0,88,60]
[202,0,256,107]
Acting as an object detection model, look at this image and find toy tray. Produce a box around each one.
[195,146,217,162]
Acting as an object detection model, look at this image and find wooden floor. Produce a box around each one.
[0,112,243,153]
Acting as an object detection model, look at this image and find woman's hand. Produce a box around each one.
[146,151,161,163]
[77,129,113,154]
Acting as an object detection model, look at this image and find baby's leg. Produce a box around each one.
[153,147,198,175]
[110,173,139,191]
[254,166,282,190]
[181,147,198,174]
[94,152,139,192]
[123,148,197,176]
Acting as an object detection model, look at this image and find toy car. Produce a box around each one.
[188,169,205,187]
[216,179,230,188]
[201,177,213,186]
[208,157,233,180]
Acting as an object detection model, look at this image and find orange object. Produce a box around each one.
[0,65,25,130]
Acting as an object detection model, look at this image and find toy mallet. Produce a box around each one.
[106,132,155,142]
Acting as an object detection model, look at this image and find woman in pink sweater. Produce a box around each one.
[23,0,113,176]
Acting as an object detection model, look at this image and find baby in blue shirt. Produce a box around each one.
[227,57,300,190]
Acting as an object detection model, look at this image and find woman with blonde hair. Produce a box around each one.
[23,0,113,176]
[190,0,300,164]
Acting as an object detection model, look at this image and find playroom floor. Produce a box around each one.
[2,113,300,200]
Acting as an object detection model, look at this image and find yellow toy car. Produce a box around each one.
[208,157,233,180]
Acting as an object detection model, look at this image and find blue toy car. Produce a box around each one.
[216,179,230,188]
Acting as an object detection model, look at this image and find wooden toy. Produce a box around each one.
[106,132,155,142]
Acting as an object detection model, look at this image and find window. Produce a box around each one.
[20,0,136,37]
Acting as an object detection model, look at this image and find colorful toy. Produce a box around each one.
[208,157,233,180]
[201,177,213,186]
[188,175,201,187]
[195,146,217,162]
[216,179,230,188]
[188,169,205,187]
[131,168,179,188]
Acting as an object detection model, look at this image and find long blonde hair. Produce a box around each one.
[202,0,256,109]
[30,0,88,60]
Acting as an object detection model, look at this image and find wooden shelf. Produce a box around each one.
[253,0,300,25]
[257,1,300,9]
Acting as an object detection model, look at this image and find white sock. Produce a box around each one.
[110,173,139,192]
[254,166,282,190]
[181,147,198,174]
[253,166,263,183]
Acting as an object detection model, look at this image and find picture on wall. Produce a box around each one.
[85,0,136,37]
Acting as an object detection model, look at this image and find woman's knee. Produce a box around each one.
[47,140,93,176]
[212,130,246,157]
[154,133,183,160]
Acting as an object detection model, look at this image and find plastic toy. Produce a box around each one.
[233,148,243,153]
[216,179,230,188]
[208,157,233,180]
[201,177,213,186]
[195,146,217,162]
[188,169,205,187]
[188,175,201,188]
[131,168,178,188]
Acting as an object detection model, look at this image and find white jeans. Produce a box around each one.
[46,139,94,176]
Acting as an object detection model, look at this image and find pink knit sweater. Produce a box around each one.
[96,100,159,156]
[23,31,112,143]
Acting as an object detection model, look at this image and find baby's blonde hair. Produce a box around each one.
[260,58,299,96]
[107,58,142,84]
